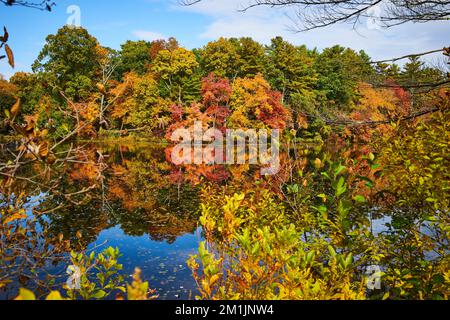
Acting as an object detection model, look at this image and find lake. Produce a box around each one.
[0,138,444,300]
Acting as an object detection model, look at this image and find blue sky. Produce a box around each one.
[1,0,449,78]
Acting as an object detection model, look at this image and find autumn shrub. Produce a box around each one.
[374,105,450,300]
[379,107,449,215]
[190,150,450,300]
[188,193,368,300]
[0,193,71,293]
[14,249,158,301]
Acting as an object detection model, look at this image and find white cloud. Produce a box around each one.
[132,30,166,41]
[174,0,450,62]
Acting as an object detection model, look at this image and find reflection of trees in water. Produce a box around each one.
[104,142,200,243]
[37,196,113,250]
[35,142,200,248]
[111,188,199,244]
[4,136,415,252]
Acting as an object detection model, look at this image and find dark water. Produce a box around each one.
[89,226,201,300]
[1,141,209,299]
[1,200,202,300]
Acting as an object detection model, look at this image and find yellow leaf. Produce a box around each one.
[46,291,64,300]
[96,83,106,94]
[38,141,49,158]
[40,129,49,138]
[3,210,27,224]
[313,158,323,169]
[4,44,14,68]
[209,274,220,286]
[10,98,21,118]
[15,288,36,301]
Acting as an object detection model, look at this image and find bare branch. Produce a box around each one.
[0,0,55,11]
[181,0,450,31]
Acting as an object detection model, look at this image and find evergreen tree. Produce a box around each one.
[265,37,318,103]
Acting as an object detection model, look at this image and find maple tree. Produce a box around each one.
[149,37,180,60]
[229,74,291,130]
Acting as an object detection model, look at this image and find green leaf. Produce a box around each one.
[336,177,347,197]
[92,290,107,299]
[321,172,331,180]
[354,195,366,203]
[312,205,328,214]
[345,253,353,267]
[328,246,337,258]
[370,163,381,170]
[334,164,346,177]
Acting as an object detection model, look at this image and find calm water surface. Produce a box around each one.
[1,140,396,300]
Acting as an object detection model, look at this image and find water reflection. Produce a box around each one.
[31,142,201,246]
[3,138,442,300]
[90,226,201,300]
[1,141,206,299]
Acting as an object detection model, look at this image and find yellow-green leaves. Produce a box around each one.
[45,291,65,300]
[127,268,157,300]
[15,289,65,300]
[15,288,36,301]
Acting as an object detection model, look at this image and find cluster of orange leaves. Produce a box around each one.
[163,73,291,185]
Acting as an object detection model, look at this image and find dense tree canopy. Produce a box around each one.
[115,40,152,77]
[265,36,318,103]
[315,45,373,107]
[32,26,104,101]
[3,25,446,139]
[151,47,200,103]
[0,77,17,119]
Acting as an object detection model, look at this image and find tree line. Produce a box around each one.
[0,25,447,139]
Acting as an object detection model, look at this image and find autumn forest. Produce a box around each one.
[0,0,449,303]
